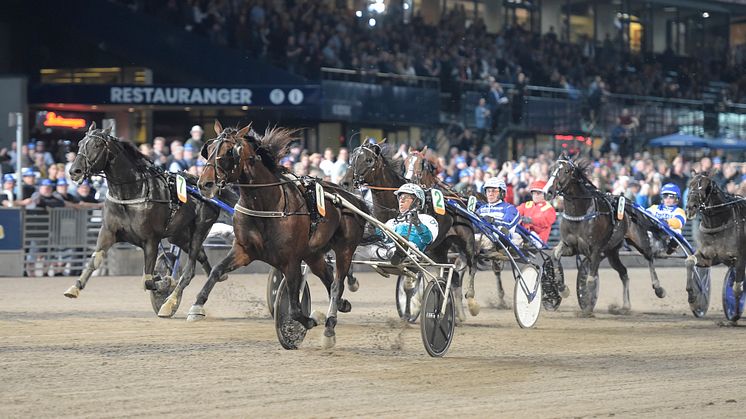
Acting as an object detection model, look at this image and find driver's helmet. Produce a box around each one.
[484,177,507,191]
[394,183,426,210]
[660,183,681,200]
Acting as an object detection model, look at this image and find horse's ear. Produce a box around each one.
[200,139,214,160]
[102,126,112,135]
[214,120,223,136]
[88,122,96,133]
[421,145,428,153]
[237,125,251,138]
[691,168,698,176]
[408,146,414,153]
[377,137,387,144]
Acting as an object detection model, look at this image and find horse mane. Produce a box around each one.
[376,143,405,176]
[92,129,156,172]
[253,126,301,174]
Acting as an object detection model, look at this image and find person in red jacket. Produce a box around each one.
[517,180,557,245]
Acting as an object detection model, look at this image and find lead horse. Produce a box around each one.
[545,156,667,314]
[193,121,369,349]
[686,171,746,322]
[65,123,237,317]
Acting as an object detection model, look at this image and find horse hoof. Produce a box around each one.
[64,285,80,298]
[219,274,228,282]
[655,287,666,299]
[347,278,359,292]
[186,305,206,322]
[560,285,570,298]
[321,333,336,349]
[338,299,352,313]
[310,310,326,328]
[467,297,481,316]
[157,295,178,318]
[685,255,697,267]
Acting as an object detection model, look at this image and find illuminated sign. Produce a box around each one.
[43,112,87,129]
[554,134,592,148]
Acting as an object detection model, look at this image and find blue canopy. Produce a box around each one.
[709,137,746,150]
[647,133,710,148]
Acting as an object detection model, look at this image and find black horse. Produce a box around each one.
[686,172,746,321]
[349,141,478,321]
[545,156,667,314]
[65,123,237,317]
[196,121,369,349]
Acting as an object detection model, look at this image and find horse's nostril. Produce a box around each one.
[71,168,82,175]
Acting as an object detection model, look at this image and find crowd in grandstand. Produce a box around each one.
[119,0,746,102]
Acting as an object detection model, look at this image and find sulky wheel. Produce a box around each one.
[396,272,424,323]
[273,277,312,349]
[149,251,181,316]
[266,265,309,318]
[722,267,745,322]
[514,265,542,328]
[575,255,599,313]
[420,279,456,357]
[688,265,711,318]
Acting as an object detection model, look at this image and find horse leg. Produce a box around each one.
[552,241,572,298]
[606,249,631,313]
[492,260,507,309]
[157,240,208,318]
[583,252,604,315]
[685,249,712,303]
[647,257,666,299]
[458,227,480,317]
[734,259,746,315]
[64,227,116,298]
[284,261,323,330]
[186,246,251,322]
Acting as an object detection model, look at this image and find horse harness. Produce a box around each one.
[690,176,746,234]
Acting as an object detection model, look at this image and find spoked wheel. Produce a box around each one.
[514,265,542,328]
[722,267,746,322]
[541,257,563,311]
[396,272,424,323]
[274,277,313,349]
[149,251,181,316]
[420,279,456,357]
[688,266,711,318]
[576,256,598,313]
[266,265,309,318]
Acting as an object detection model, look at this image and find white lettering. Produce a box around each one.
[230,89,241,104]
[203,88,216,103]
[178,88,190,104]
[122,87,133,103]
[241,89,252,104]
[217,89,230,104]
[165,88,177,103]
[153,88,165,103]
[143,87,154,102]
[132,87,143,103]
[190,89,203,103]
[110,87,122,103]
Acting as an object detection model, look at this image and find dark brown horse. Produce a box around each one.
[349,141,478,321]
[65,123,237,318]
[546,156,667,314]
[686,172,746,321]
[196,121,369,349]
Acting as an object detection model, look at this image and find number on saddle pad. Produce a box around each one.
[176,175,188,204]
[467,196,477,213]
[315,182,326,217]
[431,189,445,215]
[616,196,626,220]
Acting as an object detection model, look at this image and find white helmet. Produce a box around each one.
[190,125,204,134]
[394,183,426,210]
[484,177,507,191]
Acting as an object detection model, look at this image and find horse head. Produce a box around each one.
[402,146,435,184]
[545,154,582,199]
[69,122,115,182]
[198,120,253,198]
[350,140,387,187]
[686,170,715,219]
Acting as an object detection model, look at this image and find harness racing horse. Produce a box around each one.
[65,123,237,317]
[196,121,369,349]
[545,156,667,314]
[402,148,521,308]
[686,172,746,322]
[350,141,478,320]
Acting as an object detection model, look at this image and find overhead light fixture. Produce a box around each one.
[241,106,249,111]
[369,18,376,27]
[702,12,709,18]
[355,10,362,18]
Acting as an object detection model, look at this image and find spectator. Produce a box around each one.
[186,125,205,151]
[152,136,170,167]
[53,178,79,204]
[1,174,16,207]
[331,148,349,184]
[20,169,37,200]
[474,97,490,149]
[168,145,188,172]
[319,147,335,179]
[73,180,102,205]
[28,179,66,209]
[487,81,509,135]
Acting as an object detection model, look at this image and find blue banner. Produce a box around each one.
[0,208,23,251]
[29,84,321,108]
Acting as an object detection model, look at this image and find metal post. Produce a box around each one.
[13,112,23,201]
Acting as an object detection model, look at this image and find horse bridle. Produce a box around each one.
[690,174,746,212]
[203,133,261,188]
[350,145,381,188]
[76,133,114,180]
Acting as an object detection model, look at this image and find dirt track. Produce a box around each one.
[1,266,744,418]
